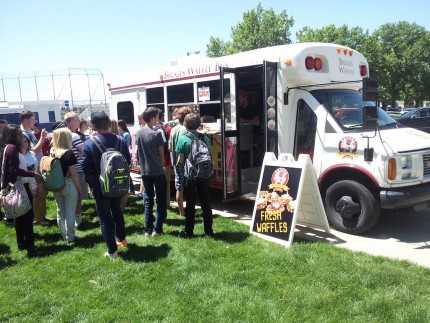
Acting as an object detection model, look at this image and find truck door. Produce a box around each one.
[264,61,278,156]
[220,67,240,200]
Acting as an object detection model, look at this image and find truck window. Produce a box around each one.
[312,89,396,129]
[117,101,135,125]
[294,100,317,160]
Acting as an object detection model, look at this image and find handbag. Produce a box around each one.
[0,144,32,219]
[1,180,32,219]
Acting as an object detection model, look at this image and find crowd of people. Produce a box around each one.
[0,105,213,259]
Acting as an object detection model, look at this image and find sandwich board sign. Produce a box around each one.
[250,153,330,247]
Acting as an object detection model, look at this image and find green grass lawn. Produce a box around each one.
[0,194,429,322]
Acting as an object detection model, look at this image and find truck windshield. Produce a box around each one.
[312,89,396,129]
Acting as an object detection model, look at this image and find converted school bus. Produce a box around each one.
[109,42,430,234]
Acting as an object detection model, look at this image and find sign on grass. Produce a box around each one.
[250,153,330,247]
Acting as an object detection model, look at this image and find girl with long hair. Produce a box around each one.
[1,124,42,256]
[117,120,131,147]
[52,128,82,243]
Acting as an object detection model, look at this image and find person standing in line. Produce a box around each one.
[118,120,131,148]
[0,119,8,140]
[82,111,131,259]
[135,107,167,237]
[135,114,146,199]
[118,119,134,202]
[0,119,8,223]
[1,125,43,256]
[110,119,131,212]
[176,114,214,238]
[153,109,172,209]
[168,106,193,216]
[20,110,49,225]
[52,128,82,243]
[18,135,39,198]
[64,112,88,228]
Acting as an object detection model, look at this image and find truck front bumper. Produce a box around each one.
[380,182,430,209]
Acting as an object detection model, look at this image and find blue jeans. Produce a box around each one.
[142,174,167,234]
[93,189,126,254]
[53,178,78,241]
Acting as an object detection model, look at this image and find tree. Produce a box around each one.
[372,22,430,106]
[296,22,430,106]
[206,3,294,57]
[296,24,370,50]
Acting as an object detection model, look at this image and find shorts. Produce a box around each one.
[174,165,185,191]
[78,172,89,200]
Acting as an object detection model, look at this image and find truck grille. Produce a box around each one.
[423,153,430,176]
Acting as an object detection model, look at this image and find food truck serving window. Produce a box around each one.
[167,84,193,104]
[117,101,134,125]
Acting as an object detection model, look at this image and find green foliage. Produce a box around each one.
[296,24,370,50]
[206,3,294,57]
[297,21,430,105]
[0,195,430,321]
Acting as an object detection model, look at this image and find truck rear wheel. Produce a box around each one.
[324,180,380,234]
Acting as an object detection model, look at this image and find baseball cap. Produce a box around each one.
[51,121,66,131]
[90,111,109,125]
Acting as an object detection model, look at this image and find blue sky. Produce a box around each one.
[1,0,429,86]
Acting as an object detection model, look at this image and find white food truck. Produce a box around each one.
[109,42,430,234]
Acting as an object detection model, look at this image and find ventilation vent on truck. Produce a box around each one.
[423,153,430,176]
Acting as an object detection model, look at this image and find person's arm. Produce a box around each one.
[31,129,48,154]
[158,145,165,168]
[81,142,95,188]
[178,152,185,165]
[69,164,82,196]
[120,137,132,165]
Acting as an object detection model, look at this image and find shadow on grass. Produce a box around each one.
[212,231,250,243]
[0,243,11,255]
[165,218,185,227]
[0,257,17,270]
[0,244,15,270]
[121,243,170,263]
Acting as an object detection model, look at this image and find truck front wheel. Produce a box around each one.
[324,180,380,234]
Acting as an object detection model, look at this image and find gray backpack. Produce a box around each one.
[184,133,213,180]
[91,136,130,197]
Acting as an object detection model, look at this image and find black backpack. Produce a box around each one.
[184,133,213,180]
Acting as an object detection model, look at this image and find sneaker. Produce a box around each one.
[151,231,164,237]
[178,230,194,238]
[144,232,151,238]
[116,239,128,247]
[104,251,119,259]
[68,236,81,244]
[27,246,39,257]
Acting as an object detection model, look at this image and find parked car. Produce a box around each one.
[395,107,430,132]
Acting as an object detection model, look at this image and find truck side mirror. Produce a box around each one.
[363,105,378,131]
[362,77,378,101]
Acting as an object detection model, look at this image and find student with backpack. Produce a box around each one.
[51,128,82,243]
[82,111,131,259]
[135,107,167,238]
[176,113,214,238]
